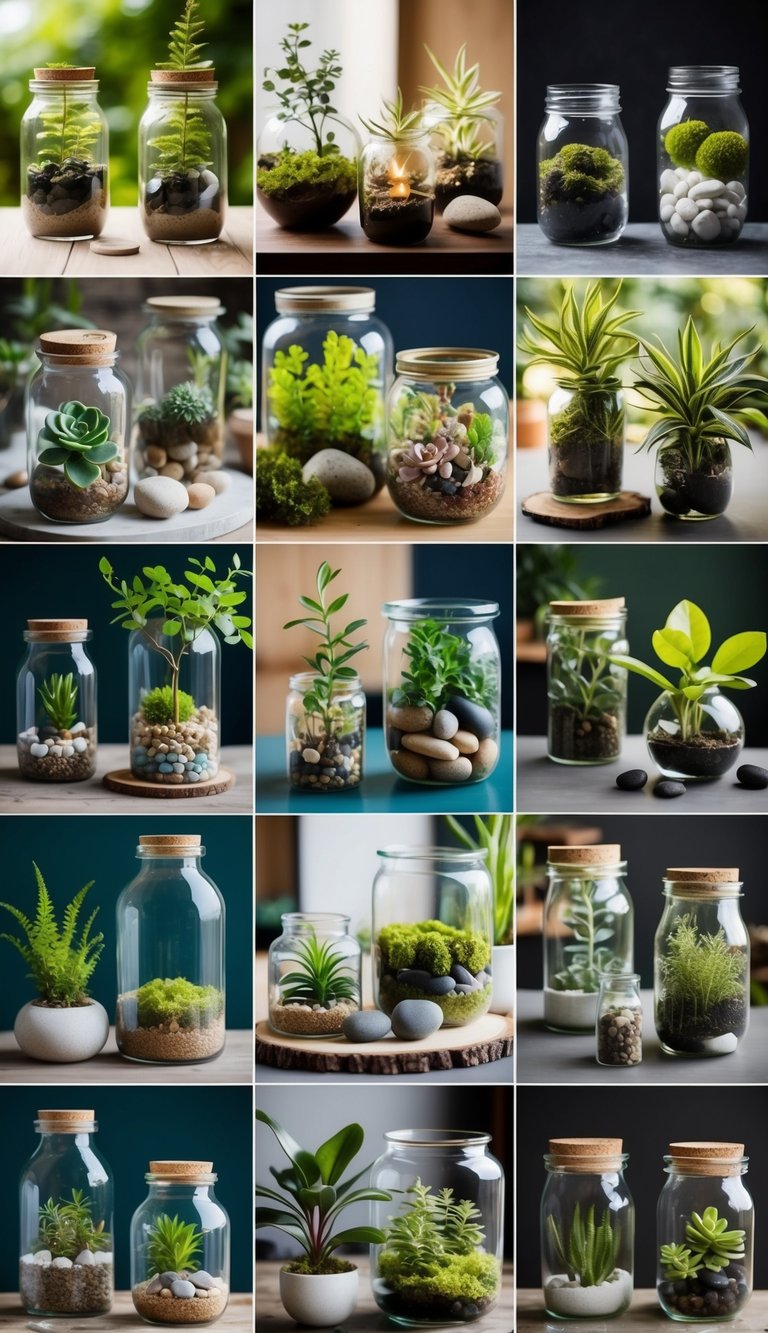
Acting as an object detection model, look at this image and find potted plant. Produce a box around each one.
[0,863,108,1062]
[21,1189,113,1313]
[446,816,514,1014]
[659,1207,748,1318]
[545,1203,631,1317]
[136,382,221,489]
[359,91,436,245]
[420,44,503,210]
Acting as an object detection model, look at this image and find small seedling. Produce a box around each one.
[283,561,368,737]
[38,672,78,732]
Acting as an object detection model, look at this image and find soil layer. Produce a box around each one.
[21,1258,112,1315]
[270,1000,356,1036]
[658,447,733,519]
[549,436,622,501]
[435,155,503,211]
[22,193,107,240]
[373,1278,497,1323]
[549,706,621,763]
[656,996,747,1055]
[142,206,223,244]
[648,730,743,780]
[659,1264,749,1318]
[539,194,626,245]
[257,181,357,231]
[133,1280,228,1324]
[387,468,504,524]
[24,158,106,239]
[117,1006,225,1063]
[361,196,433,245]
[17,726,96,783]
[31,465,128,523]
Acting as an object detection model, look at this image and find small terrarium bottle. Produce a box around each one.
[657,1142,753,1321]
[658,67,748,248]
[286,672,365,792]
[537,85,628,245]
[139,70,227,245]
[20,67,108,240]
[268,912,361,1038]
[422,104,504,212]
[16,618,97,782]
[546,599,628,764]
[386,349,508,525]
[645,689,744,781]
[27,330,131,525]
[654,868,748,1058]
[543,845,634,1033]
[541,1138,634,1319]
[131,1160,230,1324]
[373,846,494,1026]
[129,619,219,785]
[360,131,436,245]
[116,834,225,1064]
[596,973,643,1067]
[20,1109,114,1316]
[257,114,359,231]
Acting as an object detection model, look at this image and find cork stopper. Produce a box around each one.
[139,835,202,854]
[665,868,741,899]
[276,286,376,314]
[38,330,117,366]
[38,1109,95,1132]
[34,67,96,81]
[669,1142,746,1177]
[149,1160,214,1179]
[145,296,223,318]
[549,598,626,616]
[26,618,88,643]
[548,844,622,867]
[548,1138,624,1172]
[151,68,216,85]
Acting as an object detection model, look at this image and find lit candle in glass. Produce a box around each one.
[388,157,410,200]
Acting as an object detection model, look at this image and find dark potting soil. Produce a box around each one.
[361,196,434,246]
[373,1280,494,1324]
[656,996,747,1055]
[539,193,626,245]
[257,179,356,231]
[26,158,105,215]
[549,706,621,763]
[659,1263,749,1318]
[549,437,622,500]
[658,446,733,518]
[648,730,743,780]
[435,155,503,211]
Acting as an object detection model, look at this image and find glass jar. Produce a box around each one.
[596,974,642,1067]
[0,346,34,450]
[383,599,501,786]
[654,868,748,1057]
[544,845,634,1033]
[116,834,225,1064]
[139,71,227,245]
[17,618,97,782]
[541,1138,634,1319]
[537,85,628,245]
[371,1129,504,1325]
[129,619,220,786]
[131,1160,229,1324]
[657,1142,753,1320]
[27,330,131,525]
[547,383,625,502]
[360,131,436,245]
[20,1109,113,1315]
[21,67,108,240]
[547,599,628,765]
[645,687,744,780]
[656,439,733,521]
[422,102,504,212]
[373,846,493,1026]
[286,671,365,792]
[658,67,748,248]
[268,912,361,1037]
[387,348,508,525]
[257,110,359,231]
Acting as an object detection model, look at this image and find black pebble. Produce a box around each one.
[736,764,768,790]
[654,780,686,799]
[616,769,648,791]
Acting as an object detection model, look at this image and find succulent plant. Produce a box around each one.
[148,381,216,426]
[37,400,118,489]
[141,685,196,725]
[38,671,78,732]
[660,1207,746,1277]
[659,1243,703,1279]
[398,432,461,483]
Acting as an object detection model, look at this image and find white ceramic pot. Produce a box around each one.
[279,1267,358,1327]
[489,944,515,1015]
[14,999,109,1062]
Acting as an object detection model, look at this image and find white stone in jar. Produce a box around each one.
[727,180,746,199]
[689,178,726,199]
[669,213,689,236]
[660,192,676,209]
[691,209,721,240]
[673,181,689,199]
[660,169,678,192]
[675,168,689,180]
[660,204,675,222]
[686,170,703,185]
[675,198,698,222]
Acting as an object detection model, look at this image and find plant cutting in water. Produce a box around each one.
[271,928,360,1037]
[655,915,747,1055]
[377,919,492,1024]
[548,1204,621,1287]
[659,1207,748,1319]
[136,381,221,484]
[550,879,620,994]
[548,624,625,764]
[359,91,434,245]
[146,1215,202,1274]
[36,400,117,490]
[419,44,502,209]
[0,863,104,1007]
[539,142,626,245]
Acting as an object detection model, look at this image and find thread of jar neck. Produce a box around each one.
[667,66,740,95]
[545,84,621,115]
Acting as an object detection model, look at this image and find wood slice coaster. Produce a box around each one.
[522,491,652,529]
[103,768,235,798]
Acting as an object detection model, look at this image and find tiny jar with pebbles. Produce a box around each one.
[139,67,227,246]
[658,67,748,247]
[16,619,97,782]
[537,85,628,246]
[269,912,361,1038]
[547,599,628,766]
[131,1160,230,1325]
[596,973,642,1067]
[20,67,108,240]
[20,1109,113,1316]
[359,96,436,246]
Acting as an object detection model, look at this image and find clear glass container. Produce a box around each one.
[422,102,504,212]
[547,384,625,502]
[359,131,436,245]
[383,599,501,786]
[654,869,748,1057]
[20,1109,113,1316]
[658,67,748,248]
[17,618,97,782]
[596,973,642,1067]
[286,671,365,792]
[129,618,220,786]
[371,1129,504,1325]
[373,846,493,1026]
[131,1160,229,1324]
[257,110,359,230]
[544,845,634,1033]
[547,599,628,765]
[645,687,744,780]
[541,1138,634,1319]
[116,834,225,1064]
[268,912,361,1038]
[387,348,508,525]
[656,439,733,520]
[537,85,628,245]
[0,346,34,450]
[139,72,227,245]
[657,1142,753,1321]
[21,68,108,240]
[27,330,131,525]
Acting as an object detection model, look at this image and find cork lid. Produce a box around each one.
[37,1109,95,1132]
[145,296,223,318]
[149,1160,214,1180]
[33,67,96,81]
[548,1138,625,1171]
[26,618,89,642]
[665,868,741,898]
[669,1142,746,1177]
[549,598,626,616]
[151,68,216,85]
[38,330,117,366]
[139,835,202,854]
[275,286,376,314]
[548,844,622,866]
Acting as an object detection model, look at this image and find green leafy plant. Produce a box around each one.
[268,332,380,458]
[360,88,424,141]
[140,685,196,726]
[548,625,626,724]
[38,671,78,732]
[551,879,620,993]
[657,915,746,1032]
[419,44,500,159]
[256,149,357,203]
[0,863,104,1007]
[149,0,213,178]
[660,1207,745,1277]
[146,1213,203,1275]
[34,82,101,169]
[136,976,223,1029]
[445,816,514,945]
[283,561,368,737]
[391,619,496,713]
[280,931,359,1007]
[548,1203,621,1287]
[263,22,346,159]
[256,450,331,527]
[157,0,211,71]
[36,1189,111,1259]
[37,400,118,490]
[378,1180,499,1309]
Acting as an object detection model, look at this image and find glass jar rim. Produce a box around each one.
[137,836,205,859]
[545,83,621,114]
[147,81,218,95]
[663,877,742,899]
[29,78,99,93]
[598,972,640,987]
[377,844,488,864]
[384,1129,491,1148]
[545,1151,629,1172]
[382,597,499,623]
[144,296,224,320]
[666,65,741,94]
[394,347,499,381]
[289,670,362,692]
[280,911,351,929]
[38,350,118,368]
[275,285,376,314]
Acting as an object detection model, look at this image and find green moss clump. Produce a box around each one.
[695,130,748,180]
[379,1248,500,1306]
[283,1258,356,1276]
[256,449,331,526]
[141,685,196,725]
[378,920,491,975]
[257,149,357,201]
[539,143,624,206]
[664,119,711,168]
[136,977,223,1029]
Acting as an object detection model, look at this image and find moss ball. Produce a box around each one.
[695,130,749,180]
[664,120,711,168]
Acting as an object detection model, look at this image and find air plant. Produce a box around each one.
[419,44,501,160]
[279,930,359,1007]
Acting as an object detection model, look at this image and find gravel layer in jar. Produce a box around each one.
[659,167,747,246]
[380,973,492,1024]
[31,460,128,523]
[133,1279,228,1324]
[659,1265,749,1318]
[131,708,219,784]
[117,1007,225,1063]
[135,392,222,483]
[22,170,107,240]
[388,466,504,524]
[20,1255,112,1314]
[388,700,498,786]
[17,724,96,782]
[270,999,357,1035]
[289,729,362,791]
[647,730,742,779]
[597,1005,642,1065]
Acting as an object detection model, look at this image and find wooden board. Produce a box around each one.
[521,490,651,528]
[103,767,235,799]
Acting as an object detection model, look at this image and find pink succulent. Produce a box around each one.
[397,433,460,483]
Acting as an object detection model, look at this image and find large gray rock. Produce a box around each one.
[391,999,443,1041]
[302,449,376,506]
[443,196,502,233]
[342,1011,393,1043]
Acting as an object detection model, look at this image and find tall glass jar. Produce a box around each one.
[387,349,508,525]
[547,383,625,502]
[139,71,227,245]
[27,330,131,525]
[359,131,436,245]
[541,1138,634,1319]
[654,868,748,1057]
[544,845,634,1033]
[658,67,748,248]
[286,671,365,792]
[422,103,504,211]
[371,1129,504,1325]
[131,1160,229,1324]
[373,846,493,1026]
[129,619,220,785]
[17,618,97,782]
[383,599,501,786]
[537,85,628,245]
[20,1109,113,1316]
[116,834,225,1064]
[547,599,628,765]
[268,912,361,1037]
[21,67,108,240]
[257,110,359,231]
[596,973,643,1067]
[657,1142,753,1321]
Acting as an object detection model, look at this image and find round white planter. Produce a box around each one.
[14,999,109,1062]
[489,944,515,1015]
[279,1267,358,1327]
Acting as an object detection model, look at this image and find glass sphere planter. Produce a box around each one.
[257,112,359,230]
[16,618,97,782]
[129,619,220,786]
[422,103,504,211]
[645,687,743,780]
[537,85,628,246]
[139,71,227,245]
[656,439,733,520]
[359,132,436,245]
[131,1160,229,1325]
[269,912,361,1037]
[21,67,108,240]
[547,384,624,502]
[286,672,365,792]
[658,67,748,248]
[546,598,628,764]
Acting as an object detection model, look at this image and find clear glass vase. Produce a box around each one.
[422,103,504,211]
[537,85,628,245]
[655,439,733,519]
[130,1161,229,1324]
[547,384,624,502]
[546,599,628,764]
[268,912,361,1038]
[129,619,220,786]
[645,687,744,780]
[359,131,436,245]
[16,618,97,782]
[20,68,108,240]
[596,973,643,1066]
[658,67,748,248]
[139,73,227,245]
[286,671,365,792]
[257,111,359,230]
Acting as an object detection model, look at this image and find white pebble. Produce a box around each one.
[660,192,677,209]
[686,171,703,185]
[669,213,689,236]
[673,181,689,199]
[61,745,74,757]
[33,1251,51,1265]
[52,1257,72,1269]
[302,748,321,764]
[30,743,48,758]
[721,188,741,205]
[660,169,678,192]
[73,737,87,753]
[167,441,197,462]
[49,745,62,757]
[75,1250,95,1266]
[675,168,689,180]
[727,180,746,199]
[71,722,86,734]
[693,198,714,210]
[692,209,721,240]
[690,178,725,199]
[660,204,675,222]
[713,198,730,214]
[675,198,699,222]
[727,203,741,218]
[194,470,231,495]
[134,475,190,520]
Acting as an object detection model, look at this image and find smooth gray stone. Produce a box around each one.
[396,968,434,989]
[422,975,456,996]
[189,1271,216,1289]
[159,1272,179,1290]
[342,1011,393,1043]
[474,971,490,987]
[302,449,376,505]
[454,983,476,995]
[391,999,443,1041]
[451,964,475,986]
[171,1280,196,1299]
[146,1276,163,1294]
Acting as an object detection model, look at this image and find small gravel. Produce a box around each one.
[21,1257,112,1314]
[133,1280,227,1323]
[270,1000,357,1036]
[117,1007,225,1063]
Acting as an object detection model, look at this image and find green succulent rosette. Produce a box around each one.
[37,399,118,490]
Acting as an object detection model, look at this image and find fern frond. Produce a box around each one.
[61,880,94,949]
[157,0,212,71]
[0,865,102,1005]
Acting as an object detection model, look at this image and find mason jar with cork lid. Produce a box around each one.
[547,598,628,765]
[139,67,227,245]
[20,66,109,240]
[16,618,97,782]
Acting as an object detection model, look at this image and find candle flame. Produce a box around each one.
[388,157,410,200]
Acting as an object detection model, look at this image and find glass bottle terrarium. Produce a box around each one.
[547,599,628,764]
[20,1109,113,1316]
[596,973,643,1067]
[547,382,625,502]
[131,1160,230,1325]
[359,131,436,245]
[116,834,225,1064]
[129,619,220,786]
[373,846,494,1026]
[371,1129,504,1325]
[139,71,227,245]
[386,349,508,524]
[16,618,97,782]
[654,868,748,1057]
[645,687,744,780]
[286,672,365,792]
[658,67,748,248]
[268,912,361,1038]
[257,109,359,231]
[537,85,628,245]
[20,67,108,240]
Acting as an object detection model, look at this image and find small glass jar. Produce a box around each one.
[21,67,108,240]
[596,974,643,1067]
[286,671,365,792]
[658,67,748,248]
[371,1129,504,1325]
[547,383,625,502]
[20,1109,113,1316]
[373,846,493,1026]
[645,687,744,781]
[537,85,628,245]
[422,102,504,212]
[657,1142,753,1321]
[541,1138,634,1319]
[387,348,508,525]
[17,618,97,782]
[654,868,748,1057]
[129,618,220,786]
[269,912,361,1038]
[257,111,359,231]
[360,131,436,245]
[27,330,131,525]
[544,845,634,1033]
[116,834,225,1064]
[131,1160,229,1324]
[656,439,733,521]
[547,599,628,765]
[139,71,227,245]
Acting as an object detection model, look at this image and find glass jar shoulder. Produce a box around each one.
[118,863,223,913]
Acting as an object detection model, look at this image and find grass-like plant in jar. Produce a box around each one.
[359,92,436,246]
[20,65,108,241]
[16,618,97,782]
[546,599,628,765]
[537,85,628,245]
[131,1160,230,1324]
[419,44,503,211]
[269,913,361,1037]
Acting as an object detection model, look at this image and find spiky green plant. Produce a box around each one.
[146,1214,203,1275]
[444,816,514,946]
[38,672,78,732]
[0,863,104,1006]
[149,0,213,178]
[419,44,500,159]
[660,1207,745,1277]
[36,1189,111,1259]
[548,1203,621,1287]
[359,89,424,141]
[280,930,359,1007]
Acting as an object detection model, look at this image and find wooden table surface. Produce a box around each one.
[517,1289,768,1330]
[0,1027,252,1084]
[0,1290,253,1331]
